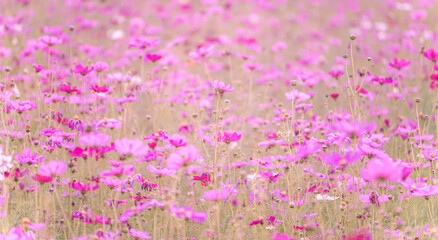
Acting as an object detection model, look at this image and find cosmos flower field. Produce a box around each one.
[1,0,438,239]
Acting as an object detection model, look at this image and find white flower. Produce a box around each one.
[246,173,258,181]
[315,194,339,201]
[0,150,13,181]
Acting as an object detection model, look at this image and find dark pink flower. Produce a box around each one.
[72,63,94,76]
[33,64,43,73]
[388,58,410,70]
[145,54,162,62]
[423,48,437,63]
[90,84,109,93]
[217,130,241,144]
[60,85,80,93]
[68,181,99,194]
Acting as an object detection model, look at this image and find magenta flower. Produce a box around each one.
[72,63,94,76]
[192,172,213,186]
[68,117,84,131]
[37,160,66,177]
[32,174,53,183]
[217,130,241,144]
[60,85,80,93]
[145,54,162,62]
[68,181,99,194]
[33,64,43,73]
[15,148,45,165]
[114,138,148,157]
[90,85,109,93]
[249,216,275,226]
[212,80,233,94]
[329,70,343,79]
[360,158,403,182]
[388,58,410,70]
[423,48,437,63]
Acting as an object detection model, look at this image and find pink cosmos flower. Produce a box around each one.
[145,54,162,62]
[129,228,151,239]
[79,133,111,147]
[60,85,80,93]
[0,226,32,239]
[168,134,187,147]
[193,172,213,186]
[189,45,215,59]
[388,58,410,70]
[33,64,43,73]
[343,228,371,240]
[114,138,148,157]
[203,189,231,201]
[15,148,45,165]
[329,70,344,79]
[96,118,122,129]
[423,48,437,63]
[147,164,175,176]
[324,151,361,167]
[166,145,199,170]
[37,160,66,177]
[169,205,207,223]
[32,174,53,183]
[243,62,263,71]
[68,181,99,194]
[100,165,135,177]
[217,130,241,144]
[212,80,233,94]
[371,76,393,85]
[360,158,403,182]
[72,63,94,76]
[271,232,296,240]
[259,171,282,183]
[249,216,275,226]
[358,191,391,205]
[90,85,109,93]
[93,61,109,72]
[38,35,62,46]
